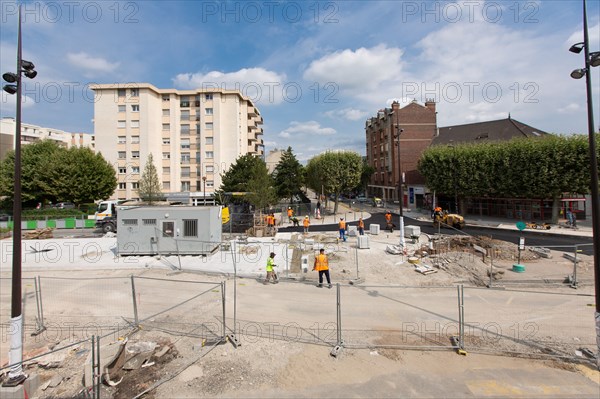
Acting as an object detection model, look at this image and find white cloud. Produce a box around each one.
[324,108,369,121]
[557,103,581,114]
[277,121,336,138]
[66,52,119,74]
[303,45,404,95]
[173,68,287,105]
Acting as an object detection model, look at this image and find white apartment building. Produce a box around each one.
[90,83,264,203]
[0,117,95,161]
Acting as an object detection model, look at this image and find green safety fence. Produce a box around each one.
[46,220,56,228]
[26,220,37,229]
[84,219,96,228]
[64,218,76,229]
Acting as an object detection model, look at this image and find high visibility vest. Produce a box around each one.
[266,257,275,272]
[339,220,346,229]
[358,220,364,229]
[314,254,329,271]
[385,213,392,222]
[303,218,310,227]
[287,209,293,217]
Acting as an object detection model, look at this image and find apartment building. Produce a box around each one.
[365,100,437,210]
[0,117,95,161]
[90,83,264,203]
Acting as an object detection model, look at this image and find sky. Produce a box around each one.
[0,0,599,162]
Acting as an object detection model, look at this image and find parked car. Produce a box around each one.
[0,213,10,221]
[356,195,368,203]
[55,202,75,209]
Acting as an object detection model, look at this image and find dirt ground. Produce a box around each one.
[1,231,598,398]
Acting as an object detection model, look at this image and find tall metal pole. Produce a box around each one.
[581,0,600,367]
[5,5,26,386]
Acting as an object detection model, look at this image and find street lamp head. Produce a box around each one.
[590,52,600,68]
[20,60,35,71]
[570,68,587,79]
[569,42,584,54]
[2,84,17,95]
[2,72,17,83]
[23,70,37,79]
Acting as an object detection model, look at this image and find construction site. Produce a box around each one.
[0,210,599,398]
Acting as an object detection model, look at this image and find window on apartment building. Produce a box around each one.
[206,165,214,173]
[163,181,170,190]
[205,151,213,159]
[132,182,139,189]
[195,112,200,121]
[181,139,190,149]
[132,166,140,174]
[181,167,190,177]
[181,110,190,120]
[195,152,201,163]
[118,136,126,144]
[117,120,126,128]
[131,136,140,144]
[181,153,191,164]
[162,109,170,116]
[205,108,213,115]
[196,180,202,191]
[118,105,126,112]
[206,180,214,188]
[205,137,213,145]
[131,120,140,128]
[183,219,198,237]
[181,124,190,135]
[162,95,170,101]
[163,167,170,174]
[162,123,170,131]
[118,89,126,97]
[132,151,140,159]
[162,138,170,145]
[205,94,213,100]
[118,167,127,174]
[180,96,190,107]
[162,152,170,160]
[118,151,126,159]
[181,181,191,191]
[119,182,126,189]
[205,122,213,130]
[131,88,139,97]
[132,105,139,112]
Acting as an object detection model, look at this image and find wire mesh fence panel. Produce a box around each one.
[340,286,460,349]
[38,276,133,334]
[0,277,38,330]
[233,280,338,347]
[133,276,224,341]
[462,287,595,358]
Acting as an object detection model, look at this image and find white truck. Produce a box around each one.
[94,200,127,222]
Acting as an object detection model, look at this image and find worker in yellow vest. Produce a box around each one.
[303,216,310,233]
[264,252,278,284]
[313,248,331,288]
[338,218,347,242]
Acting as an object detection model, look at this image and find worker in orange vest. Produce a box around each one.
[313,248,331,288]
[338,218,347,242]
[287,207,294,222]
[303,215,310,233]
[358,217,365,235]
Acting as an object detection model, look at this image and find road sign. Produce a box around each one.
[516,221,526,231]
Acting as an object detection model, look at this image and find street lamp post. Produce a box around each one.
[202,176,207,206]
[569,0,600,368]
[1,5,38,387]
[394,122,405,250]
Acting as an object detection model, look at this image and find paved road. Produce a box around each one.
[280,211,594,255]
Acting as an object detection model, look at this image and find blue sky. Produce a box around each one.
[1,0,599,162]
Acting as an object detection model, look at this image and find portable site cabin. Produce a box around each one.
[117,206,223,255]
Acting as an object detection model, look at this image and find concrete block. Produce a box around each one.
[304,238,315,246]
[0,374,40,399]
[404,225,421,238]
[358,235,370,249]
[369,224,380,235]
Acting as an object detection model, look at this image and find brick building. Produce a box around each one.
[365,100,437,210]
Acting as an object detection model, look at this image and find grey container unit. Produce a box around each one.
[117,206,223,255]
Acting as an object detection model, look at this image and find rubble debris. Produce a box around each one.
[23,227,54,239]
[414,264,437,275]
[38,353,66,368]
[530,246,552,258]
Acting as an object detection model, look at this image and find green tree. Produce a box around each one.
[219,154,265,193]
[43,147,117,205]
[245,160,278,212]
[418,135,597,222]
[137,153,163,204]
[0,140,63,206]
[272,147,304,203]
[305,151,362,214]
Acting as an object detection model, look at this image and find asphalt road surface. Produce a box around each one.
[280,210,594,256]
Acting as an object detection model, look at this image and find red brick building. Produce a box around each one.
[365,100,437,209]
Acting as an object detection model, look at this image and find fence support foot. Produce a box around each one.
[450,336,467,356]
[227,334,241,348]
[330,341,344,358]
